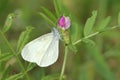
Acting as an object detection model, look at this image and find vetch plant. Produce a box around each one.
[1,0,120,80]
[21,15,71,80]
[57,16,71,80]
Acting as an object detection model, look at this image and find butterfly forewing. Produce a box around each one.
[21,33,54,64]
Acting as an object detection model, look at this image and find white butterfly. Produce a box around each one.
[21,28,60,67]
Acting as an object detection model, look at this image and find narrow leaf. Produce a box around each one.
[0,53,13,62]
[69,20,82,52]
[118,12,120,26]
[98,16,111,31]
[85,43,116,80]
[84,11,97,36]
[53,0,62,17]
[79,63,95,80]
[42,74,59,80]
[0,49,1,54]
[39,12,56,27]
[1,66,12,80]
[82,39,96,47]
[0,49,2,73]
[17,26,34,53]
[54,0,70,16]
[41,7,57,22]
[70,21,82,43]
[104,47,120,58]
[5,72,24,80]
[68,43,77,53]
[2,13,15,33]
[26,63,36,72]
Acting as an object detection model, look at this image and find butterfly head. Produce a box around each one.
[52,28,61,40]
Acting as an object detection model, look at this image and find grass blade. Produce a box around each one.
[42,74,60,80]
[0,53,13,62]
[85,43,116,80]
[53,0,62,17]
[118,12,120,26]
[79,63,95,80]
[1,66,12,80]
[5,72,24,80]
[41,7,57,22]
[39,12,56,27]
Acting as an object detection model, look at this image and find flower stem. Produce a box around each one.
[59,46,68,80]
[73,32,99,45]
[73,25,119,45]
[0,30,30,80]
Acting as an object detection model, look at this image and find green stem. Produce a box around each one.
[59,46,68,80]
[73,25,119,45]
[0,30,30,80]
[73,32,99,45]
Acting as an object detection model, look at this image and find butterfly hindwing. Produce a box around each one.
[39,37,59,67]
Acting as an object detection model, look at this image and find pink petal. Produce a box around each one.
[65,17,71,29]
[58,16,65,27]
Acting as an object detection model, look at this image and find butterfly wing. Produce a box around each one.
[39,37,59,67]
[39,28,60,67]
[21,32,54,66]
[21,28,60,67]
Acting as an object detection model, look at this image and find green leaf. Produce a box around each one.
[17,26,34,53]
[70,21,82,43]
[84,11,97,36]
[2,13,15,33]
[41,7,57,22]
[53,0,62,17]
[68,43,77,53]
[79,63,95,80]
[1,66,12,80]
[98,16,111,31]
[26,63,37,72]
[118,12,120,26]
[0,49,1,54]
[0,49,2,73]
[42,74,60,80]
[39,12,56,27]
[82,39,96,47]
[104,47,120,58]
[31,68,45,80]
[85,43,116,80]
[0,53,13,62]
[5,72,24,80]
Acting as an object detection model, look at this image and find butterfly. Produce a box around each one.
[21,28,60,67]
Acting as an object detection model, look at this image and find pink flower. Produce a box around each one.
[58,16,71,30]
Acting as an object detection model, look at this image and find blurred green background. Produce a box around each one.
[0,0,120,80]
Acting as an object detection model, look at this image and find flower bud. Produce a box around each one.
[58,16,71,30]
